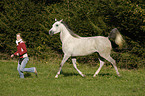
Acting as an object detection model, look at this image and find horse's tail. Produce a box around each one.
[108,28,124,48]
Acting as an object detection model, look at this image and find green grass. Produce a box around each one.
[0,59,144,96]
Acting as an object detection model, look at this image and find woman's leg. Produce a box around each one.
[20,57,36,73]
[17,62,24,78]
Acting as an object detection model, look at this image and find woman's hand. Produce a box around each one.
[16,53,19,56]
[11,54,14,58]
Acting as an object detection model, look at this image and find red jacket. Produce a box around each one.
[14,41,28,58]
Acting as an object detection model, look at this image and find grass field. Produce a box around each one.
[0,59,144,96]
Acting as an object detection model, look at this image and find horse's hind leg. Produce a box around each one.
[105,56,120,77]
[72,58,86,77]
[55,54,70,78]
[93,58,105,77]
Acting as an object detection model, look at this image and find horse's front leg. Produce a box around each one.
[72,58,86,77]
[55,54,70,78]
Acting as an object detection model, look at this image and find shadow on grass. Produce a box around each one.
[61,71,115,77]
[99,73,122,78]
[61,71,80,77]
[24,72,32,78]
[98,73,111,76]
[85,73,111,77]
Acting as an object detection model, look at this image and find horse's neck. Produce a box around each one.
[60,25,72,43]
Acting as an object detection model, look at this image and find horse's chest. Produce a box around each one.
[62,43,73,54]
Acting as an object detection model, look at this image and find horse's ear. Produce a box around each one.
[55,18,57,21]
[60,19,63,22]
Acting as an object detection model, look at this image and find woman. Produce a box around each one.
[11,33,37,78]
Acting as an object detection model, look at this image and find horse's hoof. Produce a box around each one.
[55,75,58,78]
[82,75,86,78]
[93,75,96,77]
[118,74,121,77]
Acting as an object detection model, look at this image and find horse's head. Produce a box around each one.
[49,19,63,36]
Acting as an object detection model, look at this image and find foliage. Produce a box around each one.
[1,0,43,53]
[0,0,145,68]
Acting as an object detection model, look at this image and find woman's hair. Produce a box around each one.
[16,33,22,38]
[16,33,26,43]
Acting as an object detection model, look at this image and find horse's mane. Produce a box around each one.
[62,21,80,38]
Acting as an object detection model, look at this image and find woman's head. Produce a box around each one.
[16,33,22,41]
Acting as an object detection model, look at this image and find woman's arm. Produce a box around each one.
[11,51,19,58]
[14,51,19,56]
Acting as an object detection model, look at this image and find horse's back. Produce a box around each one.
[81,36,111,47]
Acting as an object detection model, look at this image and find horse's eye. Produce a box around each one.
[56,24,59,27]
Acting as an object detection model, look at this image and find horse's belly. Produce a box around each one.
[70,46,97,56]
[72,50,95,56]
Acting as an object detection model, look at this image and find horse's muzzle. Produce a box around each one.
[49,30,54,36]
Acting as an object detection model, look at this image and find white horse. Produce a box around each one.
[49,19,124,78]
